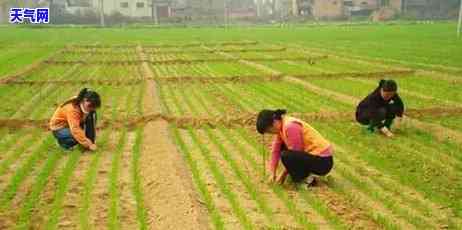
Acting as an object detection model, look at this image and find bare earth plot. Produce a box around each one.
[0,41,460,229]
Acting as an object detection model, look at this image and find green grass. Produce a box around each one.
[160,81,350,116]
[108,130,127,230]
[78,131,111,230]
[315,121,462,225]
[2,23,461,77]
[131,127,148,230]
[15,148,63,229]
[0,46,60,78]
[78,78,126,229]
[306,78,443,109]
[0,131,43,177]
[171,127,225,229]
[42,150,81,230]
[0,136,55,208]
[422,116,462,132]
[1,23,462,229]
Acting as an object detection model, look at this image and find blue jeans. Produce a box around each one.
[52,128,78,149]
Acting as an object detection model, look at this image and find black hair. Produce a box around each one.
[379,79,398,92]
[256,109,287,134]
[62,88,101,108]
[77,88,101,108]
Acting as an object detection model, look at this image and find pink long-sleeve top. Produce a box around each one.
[269,122,332,173]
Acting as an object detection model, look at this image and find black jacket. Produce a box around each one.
[356,86,404,119]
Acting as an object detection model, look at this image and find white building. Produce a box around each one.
[88,0,152,17]
[66,0,172,18]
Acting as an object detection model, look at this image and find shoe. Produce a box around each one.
[304,175,317,188]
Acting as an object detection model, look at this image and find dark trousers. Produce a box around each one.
[281,150,333,183]
[356,104,400,129]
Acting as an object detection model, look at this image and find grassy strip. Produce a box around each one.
[108,130,127,230]
[79,80,121,229]
[0,86,34,116]
[215,84,255,111]
[244,79,436,228]
[131,71,147,230]
[165,84,186,115]
[200,79,348,228]
[171,127,225,229]
[205,127,276,226]
[235,128,398,230]
[0,85,42,118]
[187,128,254,229]
[11,66,81,119]
[165,77,227,228]
[334,160,432,229]
[43,150,81,229]
[224,128,320,229]
[332,140,442,220]
[325,174,400,230]
[245,83,299,111]
[297,191,347,230]
[15,148,63,229]
[175,80,253,228]
[257,72,449,227]
[256,58,458,223]
[157,84,171,114]
[29,85,79,120]
[108,82,137,229]
[190,80,313,228]
[0,132,41,176]
[131,127,148,229]
[325,122,460,226]
[136,81,146,116]
[0,136,55,208]
[78,131,111,230]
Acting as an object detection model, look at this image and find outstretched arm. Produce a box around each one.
[269,135,282,182]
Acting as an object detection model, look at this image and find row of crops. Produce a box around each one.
[0,41,460,229]
[0,44,148,230]
[153,42,462,229]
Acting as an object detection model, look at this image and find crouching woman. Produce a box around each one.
[49,88,101,151]
[256,109,334,188]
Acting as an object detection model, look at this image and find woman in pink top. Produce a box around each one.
[256,109,334,188]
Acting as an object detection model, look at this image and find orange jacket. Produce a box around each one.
[49,101,92,148]
[279,116,331,156]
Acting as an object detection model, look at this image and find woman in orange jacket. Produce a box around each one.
[256,109,333,188]
[49,88,101,151]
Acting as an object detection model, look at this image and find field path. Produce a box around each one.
[137,46,208,229]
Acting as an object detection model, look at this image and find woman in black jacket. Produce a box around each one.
[356,79,404,137]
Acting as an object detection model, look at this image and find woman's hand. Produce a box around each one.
[267,175,275,184]
[277,171,288,185]
[379,127,394,138]
[89,144,97,151]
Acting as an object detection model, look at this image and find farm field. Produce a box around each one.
[0,24,461,229]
